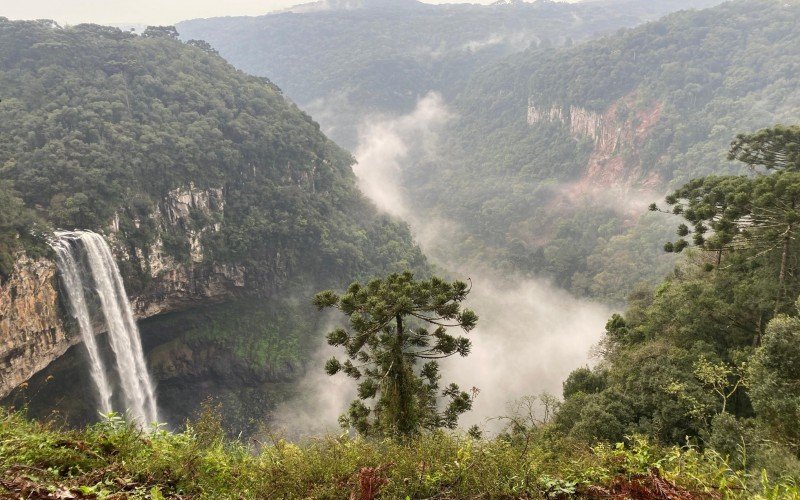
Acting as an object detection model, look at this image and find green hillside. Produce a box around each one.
[406,0,800,302]
[177,0,723,147]
[0,18,425,429]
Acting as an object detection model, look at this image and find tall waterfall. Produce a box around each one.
[52,230,159,426]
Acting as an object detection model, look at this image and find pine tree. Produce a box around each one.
[313,271,478,438]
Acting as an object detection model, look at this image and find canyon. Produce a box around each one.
[527,93,663,192]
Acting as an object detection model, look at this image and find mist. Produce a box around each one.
[271,93,613,434]
[355,93,615,430]
[352,93,450,222]
[270,341,356,438]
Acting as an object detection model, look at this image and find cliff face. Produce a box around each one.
[527,93,663,191]
[0,257,70,398]
[0,185,252,399]
[120,184,249,318]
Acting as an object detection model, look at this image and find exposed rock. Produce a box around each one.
[131,263,247,318]
[527,102,564,127]
[0,256,72,398]
[129,184,248,316]
[148,338,296,386]
[527,93,663,190]
[0,184,257,399]
[160,183,225,227]
[157,183,225,264]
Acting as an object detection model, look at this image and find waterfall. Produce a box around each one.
[52,240,114,415]
[52,231,159,426]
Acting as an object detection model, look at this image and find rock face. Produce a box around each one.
[527,93,663,190]
[148,340,296,386]
[123,184,248,318]
[0,184,255,399]
[0,257,71,399]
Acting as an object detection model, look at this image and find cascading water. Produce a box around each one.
[52,230,159,426]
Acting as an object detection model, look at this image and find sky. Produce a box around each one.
[1,0,537,27]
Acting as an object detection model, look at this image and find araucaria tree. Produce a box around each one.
[313,272,478,438]
[649,125,800,342]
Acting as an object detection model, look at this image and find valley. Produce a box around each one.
[2,0,800,497]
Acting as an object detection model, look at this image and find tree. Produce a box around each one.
[652,129,800,319]
[0,181,43,280]
[653,126,800,265]
[313,272,478,438]
[141,26,179,39]
[653,172,800,317]
[749,301,800,453]
[729,125,800,172]
[186,39,219,55]
[650,175,753,265]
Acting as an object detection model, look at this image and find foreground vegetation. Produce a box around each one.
[2,407,798,499]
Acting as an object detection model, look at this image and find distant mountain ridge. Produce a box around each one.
[179,0,723,148]
[403,0,800,301]
[281,0,424,13]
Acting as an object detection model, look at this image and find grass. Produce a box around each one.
[2,408,799,499]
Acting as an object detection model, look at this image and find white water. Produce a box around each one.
[52,231,159,426]
[52,240,114,415]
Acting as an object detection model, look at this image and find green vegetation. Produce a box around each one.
[0,17,427,430]
[178,0,721,148]
[144,297,315,378]
[556,125,800,483]
[314,272,477,437]
[4,3,800,495]
[3,407,798,498]
[404,0,800,303]
[0,181,48,279]
[0,17,425,291]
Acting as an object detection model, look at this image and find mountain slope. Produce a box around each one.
[177,0,723,148]
[404,0,800,301]
[0,18,425,430]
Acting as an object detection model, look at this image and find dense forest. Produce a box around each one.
[178,0,722,148]
[554,125,800,476]
[3,1,800,497]
[404,0,800,303]
[0,18,424,285]
[0,17,425,430]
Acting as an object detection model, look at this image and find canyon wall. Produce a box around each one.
[0,257,71,398]
[527,94,663,191]
[0,185,251,399]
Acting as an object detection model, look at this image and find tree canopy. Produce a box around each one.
[0,18,426,291]
[557,126,800,475]
[314,272,478,437]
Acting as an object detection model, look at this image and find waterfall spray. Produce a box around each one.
[52,231,159,426]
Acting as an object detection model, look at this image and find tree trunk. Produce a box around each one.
[753,311,763,347]
[775,222,793,315]
[389,313,414,436]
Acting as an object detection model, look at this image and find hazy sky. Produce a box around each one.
[2,0,525,26]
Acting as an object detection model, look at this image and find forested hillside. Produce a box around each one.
[177,0,722,147]
[0,18,425,430]
[405,0,800,302]
[551,124,800,486]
